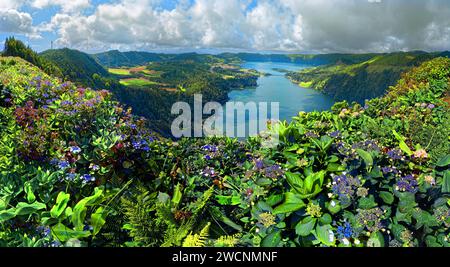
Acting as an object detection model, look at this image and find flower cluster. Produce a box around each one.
[356,208,385,233]
[331,174,362,204]
[396,175,419,193]
[336,222,354,239]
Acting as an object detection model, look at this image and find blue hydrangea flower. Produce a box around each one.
[90,164,100,171]
[337,222,353,239]
[396,175,418,193]
[332,174,361,204]
[202,145,218,152]
[65,173,76,181]
[382,166,399,175]
[36,226,51,237]
[329,130,342,138]
[254,159,265,170]
[58,160,70,170]
[264,164,284,179]
[387,149,403,160]
[81,174,96,183]
[69,146,81,154]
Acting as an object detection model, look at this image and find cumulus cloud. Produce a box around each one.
[3,0,450,52]
[31,0,91,13]
[0,9,40,38]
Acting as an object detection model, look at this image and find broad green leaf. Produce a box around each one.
[356,149,373,172]
[51,223,90,242]
[172,183,183,208]
[91,207,107,236]
[358,195,377,210]
[315,224,335,246]
[319,213,332,225]
[442,171,450,193]
[367,232,385,247]
[327,200,341,214]
[261,229,282,247]
[266,194,284,207]
[285,172,303,192]
[273,192,305,215]
[379,191,395,205]
[0,209,16,222]
[295,217,316,237]
[71,188,104,231]
[50,192,70,219]
[15,202,46,216]
[437,155,450,167]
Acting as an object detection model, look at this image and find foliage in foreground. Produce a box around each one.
[0,56,449,247]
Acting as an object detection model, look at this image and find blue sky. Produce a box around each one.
[1,0,450,54]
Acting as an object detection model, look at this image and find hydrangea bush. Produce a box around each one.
[0,56,449,247]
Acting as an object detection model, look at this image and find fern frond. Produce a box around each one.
[182,222,211,247]
[214,233,241,247]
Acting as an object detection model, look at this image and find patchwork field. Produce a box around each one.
[119,77,160,86]
[108,68,131,75]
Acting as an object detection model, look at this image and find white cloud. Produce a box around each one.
[4,0,450,52]
[0,9,40,38]
[31,0,91,13]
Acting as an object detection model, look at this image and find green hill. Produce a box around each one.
[286,52,443,103]
[2,37,62,77]
[40,48,111,88]
[93,50,172,68]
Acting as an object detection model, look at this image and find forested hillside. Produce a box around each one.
[40,48,116,89]
[0,55,448,247]
[2,37,62,77]
[286,52,447,103]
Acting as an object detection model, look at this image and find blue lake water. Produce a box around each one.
[219,62,334,137]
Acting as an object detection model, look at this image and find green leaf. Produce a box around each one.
[358,195,377,209]
[71,188,104,231]
[91,207,107,236]
[392,130,413,156]
[0,209,16,222]
[367,232,385,247]
[296,217,316,237]
[315,224,335,246]
[261,229,282,247]
[273,192,305,215]
[285,172,303,192]
[379,191,395,205]
[172,183,182,208]
[216,195,241,206]
[319,213,332,225]
[15,202,46,216]
[24,182,36,203]
[50,192,70,219]
[327,200,341,215]
[266,194,284,207]
[437,155,450,167]
[356,149,373,172]
[442,171,450,194]
[51,223,90,242]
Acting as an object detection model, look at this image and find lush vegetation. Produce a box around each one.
[104,57,259,136]
[40,48,117,90]
[2,37,62,77]
[15,44,257,137]
[0,52,449,247]
[286,52,450,103]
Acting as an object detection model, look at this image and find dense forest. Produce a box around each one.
[286,52,450,103]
